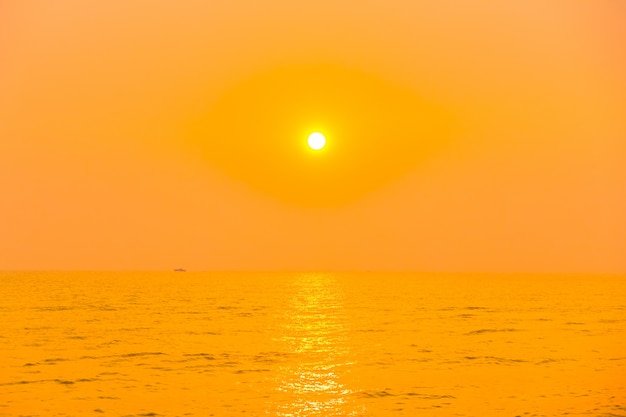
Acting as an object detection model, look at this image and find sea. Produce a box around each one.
[1,272,624,417]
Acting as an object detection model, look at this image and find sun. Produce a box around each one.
[307,132,326,150]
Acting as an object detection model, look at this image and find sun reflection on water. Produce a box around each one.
[272,273,363,416]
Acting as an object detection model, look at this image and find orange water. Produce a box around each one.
[1,272,624,416]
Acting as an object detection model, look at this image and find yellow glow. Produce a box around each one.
[307,132,326,150]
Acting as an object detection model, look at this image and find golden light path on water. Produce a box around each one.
[272,273,363,416]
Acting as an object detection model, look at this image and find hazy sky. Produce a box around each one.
[2,1,625,272]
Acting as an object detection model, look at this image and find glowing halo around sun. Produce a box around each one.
[307,132,326,150]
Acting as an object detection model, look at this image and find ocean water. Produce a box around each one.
[1,272,624,417]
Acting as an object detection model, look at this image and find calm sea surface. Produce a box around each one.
[1,272,624,417]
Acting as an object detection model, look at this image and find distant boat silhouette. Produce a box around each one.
[174,268,186,272]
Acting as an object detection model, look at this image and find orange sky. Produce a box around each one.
[1,1,625,272]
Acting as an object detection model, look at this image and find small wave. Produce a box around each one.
[456,313,478,319]
[252,351,291,364]
[77,352,165,362]
[409,346,432,353]
[464,356,527,364]
[0,379,49,386]
[120,352,165,358]
[34,306,76,312]
[118,327,153,332]
[535,358,577,365]
[358,390,395,398]
[0,377,101,387]
[234,368,270,374]
[466,328,519,335]
[405,392,455,399]
[182,353,216,360]
[36,357,69,365]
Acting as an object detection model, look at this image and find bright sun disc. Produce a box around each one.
[307,132,326,150]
